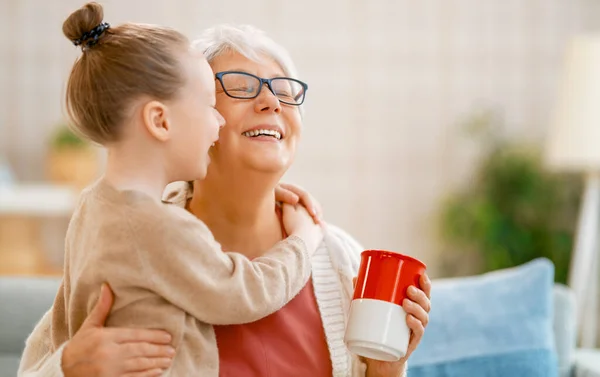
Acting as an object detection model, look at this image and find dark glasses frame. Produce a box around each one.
[215,71,308,106]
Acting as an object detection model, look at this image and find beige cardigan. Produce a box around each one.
[18,182,407,377]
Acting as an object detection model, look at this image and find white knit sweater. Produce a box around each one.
[18,183,407,377]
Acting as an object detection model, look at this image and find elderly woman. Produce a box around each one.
[19,25,431,377]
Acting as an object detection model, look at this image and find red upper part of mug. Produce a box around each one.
[353,250,427,304]
[361,250,427,269]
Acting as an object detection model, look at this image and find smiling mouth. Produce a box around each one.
[242,129,282,140]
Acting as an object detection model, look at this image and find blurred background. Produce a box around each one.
[3,0,599,278]
[3,0,600,371]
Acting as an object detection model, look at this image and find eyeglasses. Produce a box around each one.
[215,71,308,106]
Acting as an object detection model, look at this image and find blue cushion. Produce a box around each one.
[408,258,557,377]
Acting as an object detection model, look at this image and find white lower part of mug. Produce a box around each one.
[344,298,410,362]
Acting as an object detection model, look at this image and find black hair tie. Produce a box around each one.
[73,22,110,49]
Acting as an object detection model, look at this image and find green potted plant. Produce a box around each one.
[47,124,99,189]
[437,110,581,284]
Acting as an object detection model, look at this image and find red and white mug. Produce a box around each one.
[344,250,426,362]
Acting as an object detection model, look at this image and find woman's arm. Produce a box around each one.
[19,285,174,377]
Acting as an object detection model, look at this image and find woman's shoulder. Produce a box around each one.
[325,223,364,253]
[323,222,364,273]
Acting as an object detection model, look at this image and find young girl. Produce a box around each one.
[50,3,323,376]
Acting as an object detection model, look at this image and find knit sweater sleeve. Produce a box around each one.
[18,309,66,377]
[121,202,312,325]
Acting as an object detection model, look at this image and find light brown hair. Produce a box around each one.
[62,2,190,144]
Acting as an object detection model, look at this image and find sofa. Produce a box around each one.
[0,259,598,377]
[1,276,58,377]
[407,258,578,377]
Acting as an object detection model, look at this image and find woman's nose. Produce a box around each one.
[254,84,281,113]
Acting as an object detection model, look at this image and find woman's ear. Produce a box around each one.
[142,100,171,142]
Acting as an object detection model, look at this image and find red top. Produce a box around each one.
[214,206,332,377]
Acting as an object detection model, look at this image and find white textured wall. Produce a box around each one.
[2,0,600,274]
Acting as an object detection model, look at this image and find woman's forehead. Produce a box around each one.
[210,50,285,77]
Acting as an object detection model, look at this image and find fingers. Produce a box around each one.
[403,298,429,327]
[122,368,166,377]
[295,203,312,216]
[274,185,300,205]
[402,283,431,360]
[419,273,432,299]
[122,343,176,358]
[280,203,295,216]
[82,283,114,329]
[123,357,173,373]
[279,183,321,219]
[405,313,425,351]
[283,203,312,220]
[407,285,431,313]
[114,328,172,345]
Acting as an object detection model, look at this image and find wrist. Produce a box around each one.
[295,228,316,252]
[397,360,407,377]
[365,360,407,377]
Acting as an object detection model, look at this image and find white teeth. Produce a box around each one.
[242,129,282,140]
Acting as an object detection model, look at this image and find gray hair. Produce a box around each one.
[192,24,299,79]
[192,24,305,115]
